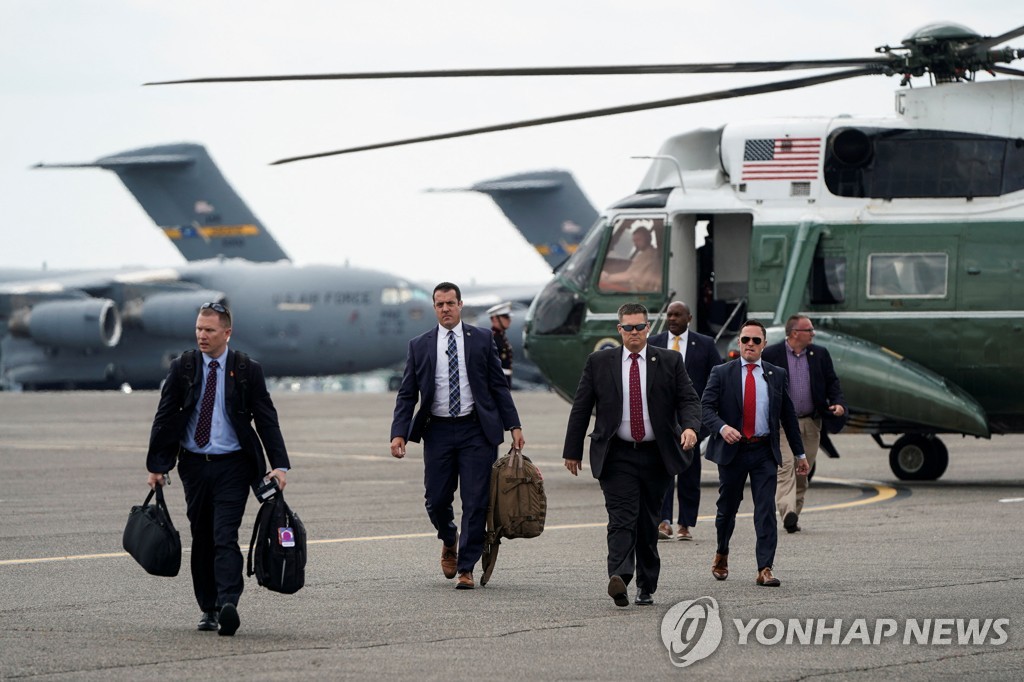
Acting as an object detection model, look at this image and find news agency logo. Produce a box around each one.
[660,598,1010,668]
[660,597,724,668]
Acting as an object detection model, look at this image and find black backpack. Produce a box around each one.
[246,492,307,594]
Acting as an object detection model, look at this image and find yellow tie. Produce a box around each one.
[671,335,680,352]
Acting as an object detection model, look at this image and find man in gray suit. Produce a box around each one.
[563,303,702,607]
[702,320,807,587]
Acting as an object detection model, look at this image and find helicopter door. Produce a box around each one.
[673,213,752,335]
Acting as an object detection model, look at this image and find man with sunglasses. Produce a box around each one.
[146,301,290,635]
[702,320,806,587]
[563,303,701,607]
[762,315,847,533]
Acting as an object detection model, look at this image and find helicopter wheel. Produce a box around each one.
[888,434,949,481]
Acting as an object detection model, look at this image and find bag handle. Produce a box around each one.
[142,485,169,508]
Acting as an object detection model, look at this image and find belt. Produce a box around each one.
[182,449,243,461]
[430,411,477,424]
[738,435,768,445]
[797,413,817,419]
[612,436,659,451]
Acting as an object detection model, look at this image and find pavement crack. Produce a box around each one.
[347,622,586,650]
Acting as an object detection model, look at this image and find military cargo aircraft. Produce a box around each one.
[149,21,1024,480]
[0,144,433,390]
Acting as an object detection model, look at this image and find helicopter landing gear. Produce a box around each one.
[882,434,949,481]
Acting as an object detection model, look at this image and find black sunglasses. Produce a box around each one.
[740,336,763,345]
[619,323,649,332]
[201,301,228,314]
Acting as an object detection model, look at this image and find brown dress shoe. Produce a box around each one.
[441,537,458,579]
[455,571,475,589]
[658,521,673,540]
[756,567,781,587]
[711,553,728,581]
[676,525,692,541]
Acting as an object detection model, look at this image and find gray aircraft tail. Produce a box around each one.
[34,143,290,263]
[434,170,598,270]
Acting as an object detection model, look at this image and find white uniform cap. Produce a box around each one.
[486,302,512,317]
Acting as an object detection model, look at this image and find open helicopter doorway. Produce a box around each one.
[667,213,752,338]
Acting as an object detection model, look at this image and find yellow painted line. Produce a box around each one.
[0,477,897,566]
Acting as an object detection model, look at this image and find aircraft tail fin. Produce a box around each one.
[432,170,597,270]
[34,143,290,263]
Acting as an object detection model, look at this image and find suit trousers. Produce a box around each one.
[714,441,778,570]
[177,451,251,611]
[776,416,821,519]
[599,439,671,592]
[660,450,701,527]
[422,417,497,573]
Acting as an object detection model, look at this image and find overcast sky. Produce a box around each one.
[2,1,1020,287]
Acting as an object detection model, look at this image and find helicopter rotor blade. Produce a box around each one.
[146,58,890,86]
[960,23,1024,54]
[270,67,876,165]
[990,65,1024,77]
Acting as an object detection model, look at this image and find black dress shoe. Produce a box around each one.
[197,611,219,632]
[783,512,799,533]
[218,603,240,637]
[634,590,654,606]
[607,575,629,608]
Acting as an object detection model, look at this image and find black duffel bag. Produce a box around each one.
[123,485,182,577]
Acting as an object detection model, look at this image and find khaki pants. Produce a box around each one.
[776,416,821,520]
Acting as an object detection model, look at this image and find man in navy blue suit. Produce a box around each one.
[390,282,525,590]
[649,300,723,541]
[702,320,807,587]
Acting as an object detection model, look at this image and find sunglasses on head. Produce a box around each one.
[740,336,763,345]
[201,301,228,313]
[619,323,648,332]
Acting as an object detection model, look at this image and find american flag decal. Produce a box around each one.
[742,137,821,181]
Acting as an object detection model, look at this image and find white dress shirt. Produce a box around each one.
[617,345,655,442]
[431,324,475,417]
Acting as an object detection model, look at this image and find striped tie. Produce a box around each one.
[447,330,460,417]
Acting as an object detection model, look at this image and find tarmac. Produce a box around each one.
[2,390,1023,680]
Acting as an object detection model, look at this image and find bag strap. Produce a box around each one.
[246,499,268,578]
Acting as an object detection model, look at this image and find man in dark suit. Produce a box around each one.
[390,282,525,590]
[702,319,806,587]
[762,315,847,533]
[649,300,723,541]
[146,302,290,636]
[563,303,701,607]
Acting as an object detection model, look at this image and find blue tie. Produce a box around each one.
[194,360,219,448]
[447,330,460,417]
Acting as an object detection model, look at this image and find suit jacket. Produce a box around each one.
[701,359,804,467]
[649,329,723,398]
[562,345,702,479]
[390,323,521,446]
[761,341,848,434]
[147,348,290,481]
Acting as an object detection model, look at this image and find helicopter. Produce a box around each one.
[150,21,1024,480]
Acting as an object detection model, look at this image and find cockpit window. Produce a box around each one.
[381,286,431,305]
[560,219,605,290]
[867,253,947,298]
[597,217,665,293]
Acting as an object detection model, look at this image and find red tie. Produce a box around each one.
[743,363,756,438]
[629,353,645,441]
[194,360,219,448]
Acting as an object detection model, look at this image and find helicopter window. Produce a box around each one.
[560,219,605,290]
[810,256,845,304]
[825,128,1024,199]
[867,253,947,298]
[597,218,665,293]
[530,278,585,336]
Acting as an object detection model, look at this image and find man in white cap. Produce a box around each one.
[486,302,514,388]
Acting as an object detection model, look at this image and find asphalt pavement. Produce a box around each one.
[1,390,1022,680]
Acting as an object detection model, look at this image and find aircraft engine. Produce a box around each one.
[130,290,226,338]
[9,298,122,349]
